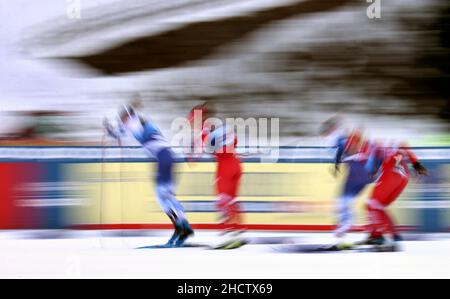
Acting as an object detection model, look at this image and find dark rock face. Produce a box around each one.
[72,0,355,74]
[27,0,448,142]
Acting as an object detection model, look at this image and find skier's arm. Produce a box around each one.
[402,147,428,176]
[365,148,383,178]
[103,118,126,140]
[365,151,376,175]
[334,137,346,173]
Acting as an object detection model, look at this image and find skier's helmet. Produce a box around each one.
[119,104,136,123]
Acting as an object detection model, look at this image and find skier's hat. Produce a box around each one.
[119,104,136,122]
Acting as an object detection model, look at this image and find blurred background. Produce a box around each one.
[0,0,448,145]
[0,0,449,233]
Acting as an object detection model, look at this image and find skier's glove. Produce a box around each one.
[413,162,428,176]
[103,118,118,139]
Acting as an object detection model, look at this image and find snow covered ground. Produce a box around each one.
[1,230,449,278]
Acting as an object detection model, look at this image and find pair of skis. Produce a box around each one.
[138,239,400,252]
[274,241,399,253]
[137,239,247,250]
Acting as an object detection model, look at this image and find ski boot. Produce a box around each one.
[166,224,183,247]
[174,221,194,247]
[356,235,386,246]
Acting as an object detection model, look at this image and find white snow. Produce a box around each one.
[1,231,449,278]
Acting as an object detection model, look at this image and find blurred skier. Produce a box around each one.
[335,131,374,242]
[104,101,193,247]
[362,142,428,247]
[320,117,373,245]
[188,102,244,249]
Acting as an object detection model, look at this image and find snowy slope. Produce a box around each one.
[0,0,447,144]
[0,231,449,278]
